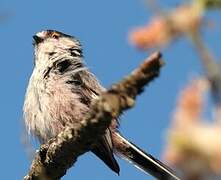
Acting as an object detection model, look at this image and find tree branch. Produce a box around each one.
[24,51,164,180]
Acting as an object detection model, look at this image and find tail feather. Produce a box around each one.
[92,143,120,174]
[113,132,180,180]
[91,130,120,174]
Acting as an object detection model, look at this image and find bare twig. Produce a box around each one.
[191,32,221,104]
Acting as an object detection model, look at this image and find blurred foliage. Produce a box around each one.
[129,0,221,179]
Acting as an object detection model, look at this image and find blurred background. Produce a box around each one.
[0,0,221,179]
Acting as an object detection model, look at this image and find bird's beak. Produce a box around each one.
[33,35,44,44]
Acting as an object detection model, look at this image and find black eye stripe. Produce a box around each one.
[46,30,74,38]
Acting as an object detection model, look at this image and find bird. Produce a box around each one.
[23,29,180,180]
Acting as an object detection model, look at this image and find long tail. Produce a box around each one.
[112,132,180,180]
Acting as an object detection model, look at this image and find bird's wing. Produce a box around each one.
[68,70,120,174]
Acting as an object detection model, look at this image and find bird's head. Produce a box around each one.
[33,30,82,66]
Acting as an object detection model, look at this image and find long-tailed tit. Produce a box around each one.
[23,30,179,180]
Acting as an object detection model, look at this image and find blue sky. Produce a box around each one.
[0,0,220,179]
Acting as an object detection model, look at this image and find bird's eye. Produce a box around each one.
[51,32,60,39]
